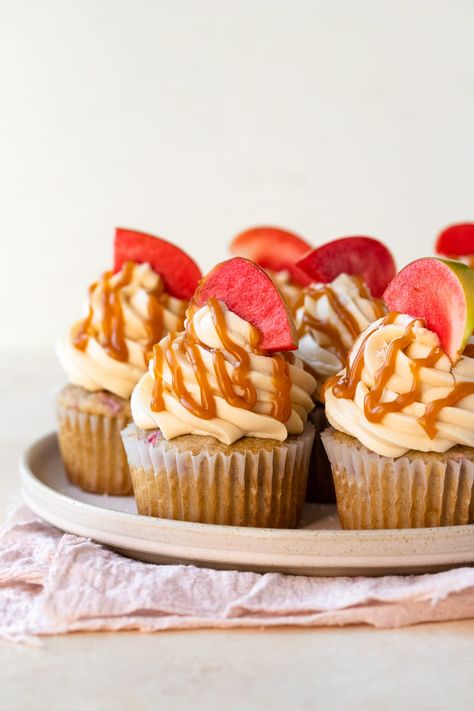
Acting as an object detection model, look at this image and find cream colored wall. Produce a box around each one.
[1,0,473,351]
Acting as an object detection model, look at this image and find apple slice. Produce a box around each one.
[230,226,312,286]
[436,223,474,256]
[114,228,202,300]
[193,257,298,352]
[383,257,474,362]
[296,236,396,297]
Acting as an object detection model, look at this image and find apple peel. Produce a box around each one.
[383,257,474,362]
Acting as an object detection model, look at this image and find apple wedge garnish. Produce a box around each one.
[114,228,202,300]
[193,257,298,352]
[436,223,474,256]
[230,226,312,286]
[384,257,474,362]
[296,236,396,297]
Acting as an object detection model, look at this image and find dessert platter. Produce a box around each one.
[21,223,474,576]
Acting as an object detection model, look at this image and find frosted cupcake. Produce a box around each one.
[322,257,474,529]
[293,236,395,502]
[122,257,316,527]
[56,228,201,494]
[229,226,312,308]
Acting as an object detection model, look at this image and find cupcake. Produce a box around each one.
[229,226,312,309]
[56,228,201,494]
[293,236,396,502]
[322,257,474,529]
[121,257,316,527]
[436,222,474,270]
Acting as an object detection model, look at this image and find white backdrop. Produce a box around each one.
[1,0,473,351]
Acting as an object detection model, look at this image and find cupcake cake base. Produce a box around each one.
[322,428,474,529]
[57,384,133,495]
[121,423,315,528]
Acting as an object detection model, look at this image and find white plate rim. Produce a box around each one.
[20,432,474,576]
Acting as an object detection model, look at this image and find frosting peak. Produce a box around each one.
[325,313,474,456]
[131,299,316,444]
[57,261,187,399]
[294,273,386,395]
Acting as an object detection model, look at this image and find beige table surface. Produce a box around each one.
[1,352,474,711]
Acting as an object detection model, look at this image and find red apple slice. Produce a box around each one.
[114,228,202,300]
[230,226,312,286]
[436,223,474,256]
[296,236,396,297]
[193,257,298,352]
[383,257,474,362]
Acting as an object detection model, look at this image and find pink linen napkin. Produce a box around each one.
[1,504,474,643]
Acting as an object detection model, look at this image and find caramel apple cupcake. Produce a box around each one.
[229,226,312,309]
[121,257,316,527]
[322,257,474,529]
[56,228,201,494]
[293,236,396,502]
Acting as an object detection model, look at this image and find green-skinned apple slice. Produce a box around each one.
[193,257,298,352]
[230,226,312,286]
[383,257,474,362]
[436,223,474,256]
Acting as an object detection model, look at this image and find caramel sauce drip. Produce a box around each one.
[151,341,165,411]
[74,262,177,362]
[150,298,294,423]
[325,312,474,439]
[295,279,384,363]
[353,276,386,319]
[419,381,474,438]
[363,321,442,422]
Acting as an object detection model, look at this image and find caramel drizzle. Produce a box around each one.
[74,262,181,362]
[326,312,474,439]
[419,381,474,438]
[151,298,293,423]
[295,278,385,363]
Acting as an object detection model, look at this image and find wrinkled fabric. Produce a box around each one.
[1,505,474,644]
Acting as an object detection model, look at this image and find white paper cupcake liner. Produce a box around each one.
[321,427,474,529]
[121,424,315,528]
[57,403,132,495]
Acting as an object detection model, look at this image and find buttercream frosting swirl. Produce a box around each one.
[57,262,187,399]
[294,273,386,393]
[324,313,474,457]
[131,299,316,444]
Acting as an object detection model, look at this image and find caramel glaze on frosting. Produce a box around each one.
[131,299,316,444]
[324,313,474,457]
[294,274,386,396]
[57,261,187,399]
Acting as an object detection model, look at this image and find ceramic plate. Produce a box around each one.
[20,432,474,576]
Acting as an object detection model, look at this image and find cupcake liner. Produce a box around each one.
[121,424,315,528]
[306,406,336,503]
[57,403,132,495]
[321,427,474,529]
